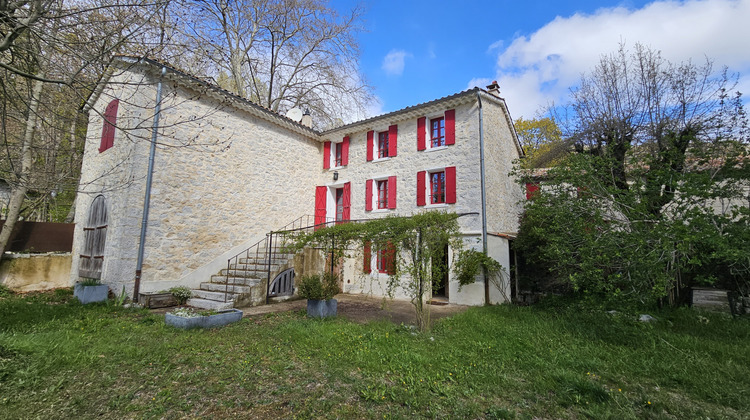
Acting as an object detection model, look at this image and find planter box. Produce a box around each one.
[139,292,178,309]
[307,298,337,318]
[165,309,243,329]
[74,284,109,304]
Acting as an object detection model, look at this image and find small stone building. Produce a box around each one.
[70,56,524,308]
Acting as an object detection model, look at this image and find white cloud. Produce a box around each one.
[382,49,412,76]
[488,0,750,119]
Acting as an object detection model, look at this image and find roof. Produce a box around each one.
[89,55,523,154]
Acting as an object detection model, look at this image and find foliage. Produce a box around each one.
[0,284,12,298]
[514,117,567,168]
[169,307,201,318]
[297,272,340,301]
[285,211,466,331]
[453,249,503,286]
[169,286,192,305]
[1,289,749,419]
[516,43,749,306]
[77,278,101,287]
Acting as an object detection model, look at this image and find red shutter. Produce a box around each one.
[417,117,426,151]
[342,136,350,166]
[388,124,398,157]
[323,141,331,169]
[526,183,540,200]
[363,241,372,274]
[388,176,397,209]
[99,99,119,153]
[416,171,426,206]
[342,182,351,220]
[314,186,327,230]
[445,109,455,145]
[366,131,374,161]
[445,166,456,203]
[365,179,373,211]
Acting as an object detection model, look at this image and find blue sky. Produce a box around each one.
[331,0,750,120]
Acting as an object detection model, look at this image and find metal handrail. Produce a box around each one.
[223,215,335,303]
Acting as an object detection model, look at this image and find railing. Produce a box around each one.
[223,215,336,303]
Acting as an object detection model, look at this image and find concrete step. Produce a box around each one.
[238,257,290,265]
[187,297,234,310]
[200,282,252,294]
[222,268,272,278]
[230,262,281,271]
[192,289,234,301]
[210,275,262,286]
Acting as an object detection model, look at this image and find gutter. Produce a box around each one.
[476,91,489,305]
[134,66,166,300]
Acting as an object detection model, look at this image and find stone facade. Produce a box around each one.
[70,57,524,306]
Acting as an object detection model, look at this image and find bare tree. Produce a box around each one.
[169,0,373,129]
[0,0,169,257]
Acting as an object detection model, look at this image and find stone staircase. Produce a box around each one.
[187,247,297,310]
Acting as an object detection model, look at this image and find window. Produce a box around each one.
[430,117,445,148]
[430,171,446,204]
[99,99,119,153]
[417,109,455,151]
[377,242,396,274]
[417,167,456,206]
[378,131,389,159]
[79,195,108,279]
[377,180,388,209]
[335,143,343,167]
[367,125,397,161]
[363,240,372,274]
[366,176,396,211]
[314,186,327,230]
[323,137,348,169]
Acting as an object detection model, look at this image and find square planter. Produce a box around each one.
[74,284,109,304]
[139,292,178,309]
[307,298,337,318]
[165,309,243,329]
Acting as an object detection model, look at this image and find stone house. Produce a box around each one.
[70,56,524,308]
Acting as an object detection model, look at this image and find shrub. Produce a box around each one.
[297,272,340,300]
[169,286,192,305]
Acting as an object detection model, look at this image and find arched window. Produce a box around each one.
[79,195,108,279]
[99,99,119,153]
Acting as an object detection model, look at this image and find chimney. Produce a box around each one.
[486,80,501,97]
[301,108,312,128]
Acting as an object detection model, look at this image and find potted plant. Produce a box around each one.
[298,272,340,318]
[165,307,243,329]
[74,278,109,304]
[169,286,192,305]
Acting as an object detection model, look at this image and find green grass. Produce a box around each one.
[1,289,749,419]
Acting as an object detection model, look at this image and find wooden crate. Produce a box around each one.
[139,292,178,309]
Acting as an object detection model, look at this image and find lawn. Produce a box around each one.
[1,288,748,419]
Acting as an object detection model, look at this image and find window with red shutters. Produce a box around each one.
[430,171,446,204]
[378,131,389,158]
[341,136,349,166]
[99,99,119,153]
[365,179,373,211]
[335,188,344,222]
[430,117,445,148]
[314,186,327,230]
[377,180,388,209]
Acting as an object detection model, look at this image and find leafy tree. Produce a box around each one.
[514,117,566,168]
[515,44,749,306]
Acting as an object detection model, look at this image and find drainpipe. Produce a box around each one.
[476,90,489,305]
[134,66,166,301]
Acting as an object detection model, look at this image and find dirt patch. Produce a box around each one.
[157,294,470,327]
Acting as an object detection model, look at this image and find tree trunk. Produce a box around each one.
[0,74,45,257]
